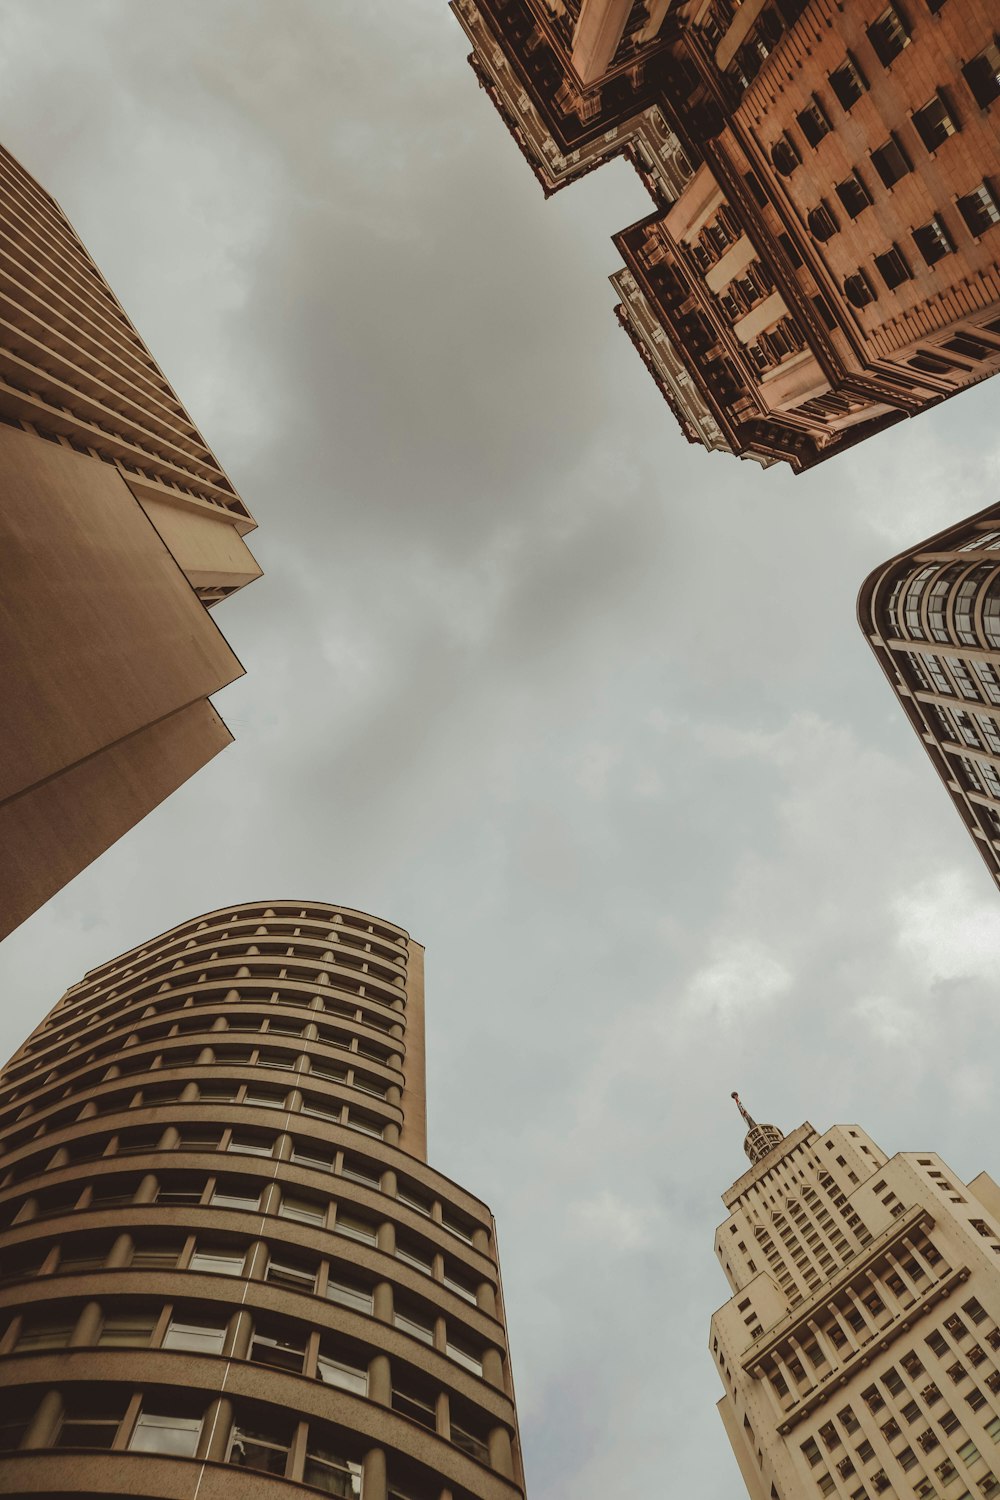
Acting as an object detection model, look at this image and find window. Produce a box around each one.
[267,1254,318,1294]
[797,97,831,146]
[836,171,873,219]
[875,244,913,290]
[327,1273,373,1314]
[957,183,1000,237]
[228,1133,274,1158]
[808,202,839,241]
[211,1182,261,1212]
[55,1390,128,1449]
[0,1390,35,1452]
[336,1211,378,1245]
[129,1408,203,1457]
[130,1238,183,1270]
[872,135,911,187]
[15,1313,75,1350]
[963,43,1000,110]
[303,1439,362,1497]
[771,135,801,176]
[829,55,868,109]
[242,1086,286,1109]
[280,1192,327,1227]
[318,1348,368,1395]
[451,1413,490,1465]
[443,1264,479,1304]
[394,1308,435,1346]
[446,1334,484,1375]
[292,1141,336,1172]
[162,1316,227,1355]
[867,5,910,65]
[913,92,959,150]
[912,216,956,266]
[188,1243,246,1276]
[228,1412,292,1475]
[397,1237,435,1274]
[251,1325,306,1373]
[345,1110,384,1139]
[342,1157,382,1190]
[98,1308,157,1347]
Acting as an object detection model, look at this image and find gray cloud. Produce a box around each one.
[1,3,1000,1497]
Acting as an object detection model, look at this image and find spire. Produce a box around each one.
[731,1090,785,1166]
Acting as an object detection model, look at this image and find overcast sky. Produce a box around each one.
[2,3,1000,1496]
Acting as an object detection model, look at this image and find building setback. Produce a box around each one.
[0,142,261,940]
[0,900,524,1500]
[451,0,1000,471]
[859,505,1000,892]
[712,1095,1000,1500]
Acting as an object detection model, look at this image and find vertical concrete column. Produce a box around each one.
[226,1308,254,1360]
[380,1169,398,1198]
[201,1396,234,1462]
[23,1389,63,1448]
[181,1082,199,1103]
[159,1126,181,1150]
[134,1173,159,1205]
[377,1221,396,1257]
[488,1425,515,1478]
[245,1239,270,1281]
[373,1281,394,1323]
[473,1227,491,1255]
[368,1352,392,1405]
[196,1047,214,1066]
[0,1314,22,1355]
[70,1301,103,1346]
[260,1181,282,1216]
[362,1445,388,1500]
[482,1346,506,1391]
[275,1132,294,1161]
[436,1389,450,1439]
[383,1122,400,1146]
[433,1315,448,1355]
[476,1280,498,1318]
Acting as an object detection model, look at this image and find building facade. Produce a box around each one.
[0,142,261,939]
[452,0,1000,471]
[711,1097,1000,1500]
[0,900,523,1500]
[859,504,1000,892]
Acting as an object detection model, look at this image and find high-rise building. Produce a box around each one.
[711,1094,1000,1500]
[0,142,261,940]
[0,900,523,1500]
[859,506,1000,893]
[451,0,1000,471]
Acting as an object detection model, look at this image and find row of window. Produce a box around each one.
[0,1123,482,1247]
[1,1297,498,1464]
[0,1384,466,1500]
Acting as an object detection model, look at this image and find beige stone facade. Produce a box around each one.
[0,142,260,939]
[0,900,524,1500]
[712,1106,1000,1500]
[859,508,1000,893]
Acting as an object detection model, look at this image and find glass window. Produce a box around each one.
[336,1212,378,1245]
[0,1390,36,1452]
[446,1336,484,1375]
[392,1383,437,1429]
[292,1141,336,1172]
[451,1413,490,1464]
[836,172,873,219]
[98,1309,157,1347]
[303,1441,362,1498]
[15,1314,75,1351]
[867,5,910,66]
[162,1316,227,1355]
[210,1182,261,1212]
[396,1237,435,1274]
[394,1309,435,1346]
[796,96,830,146]
[829,55,868,110]
[913,93,960,152]
[129,1409,203,1457]
[341,1157,382,1190]
[242,1086,286,1109]
[251,1327,306,1373]
[189,1244,246,1276]
[228,1414,292,1475]
[130,1239,183,1270]
[56,1392,129,1449]
[871,135,911,187]
[326,1274,373,1314]
[874,244,912,290]
[957,183,1000,238]
[317,1351,368,1395]
[963,43,1000,110]
[267,1255,318,1294]
[280,1192,327,1227]
[345,1110,384,1139]
[228,1133,274,1158]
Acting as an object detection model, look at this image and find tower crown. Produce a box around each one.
[732,1090,785,1165]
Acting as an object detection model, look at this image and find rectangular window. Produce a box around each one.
[15,1315,75,1351]
[326,1274,373,1314]
[913,92,959,151]
[335,1212,378,1246]
[797,96,831,146]
[317,1352,368,1395]
[875,244,913,289]
[963,43,1000,110]
[56,1394,128,1449]
[913,215,955,265]
[98,1310,157,1347]
[228,1133,274,1158]
[341,1158,382,1190]
[291,1142,336,1172]
[280,1193,327,1227]
[128,1410,203,1457]
[867,5,910,66]
[871,135,911,187]
[957,183,1000,237]
[836,172,873,219]
[394,1309,435,1346]
[829,55,868,110]
[228,1416,292,1475]
[242,1087,286,1109]
[162,1317,227,1355]
[251,1328,306,1373]
[446,1336,484,1375]
[188,1245,246,1276]
[267,1256,318,1294]
[210,1184,261,1212]
[303,1443,362,1497]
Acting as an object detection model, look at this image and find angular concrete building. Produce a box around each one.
[859,505,1000,893]
[452,0,1000,470]
[0,900,524,1500]
[712,1096,1000,1500]
[0,142,260,940]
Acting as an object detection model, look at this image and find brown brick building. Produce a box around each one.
[0,900,524,1500]
[451,0,1000,471]
[0,142,261,939]
[860,503,1000,892]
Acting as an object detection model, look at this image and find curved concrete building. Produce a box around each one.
[0,900,524,1500]
[859,505,1000,890]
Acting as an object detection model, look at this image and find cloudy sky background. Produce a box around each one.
[1,2,1000,1495]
